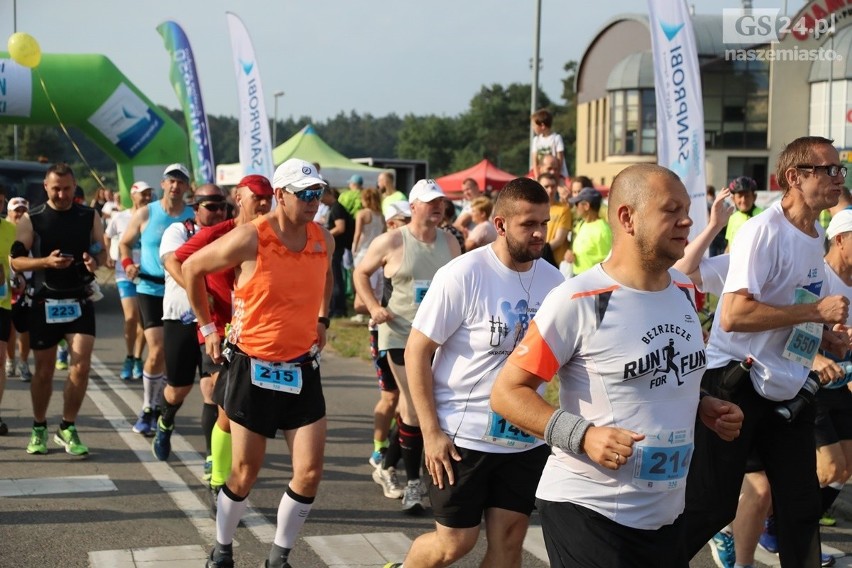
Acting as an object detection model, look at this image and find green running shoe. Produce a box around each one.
[54,425,89,456]
[26,425,48,454]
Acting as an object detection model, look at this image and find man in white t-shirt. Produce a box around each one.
[680,136,851,568]
[385,178,563,568]
[490,163,743,567]
[104,181,153,380]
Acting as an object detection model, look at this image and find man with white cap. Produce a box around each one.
[120,164,195,435]
[354,179,461,513]
[104,181,153,380]
[183,158,333,568]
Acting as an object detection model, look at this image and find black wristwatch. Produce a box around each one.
[318,316,330,329]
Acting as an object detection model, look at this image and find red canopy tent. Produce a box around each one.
[435,159,519,199]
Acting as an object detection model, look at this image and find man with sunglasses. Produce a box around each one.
[680,136,852,567]
[151,184,231,465]
[120,163,195,436]
[183,159,333,568]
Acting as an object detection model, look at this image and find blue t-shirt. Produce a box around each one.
[137,201,194,296]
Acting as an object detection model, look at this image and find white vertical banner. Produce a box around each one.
[647,0,707,239]
[225,12,274,179]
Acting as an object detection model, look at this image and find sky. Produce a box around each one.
[2,0,798,123]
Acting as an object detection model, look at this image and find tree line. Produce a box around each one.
[0,61,576,192]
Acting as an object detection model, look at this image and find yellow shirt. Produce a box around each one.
[547,203,573,263]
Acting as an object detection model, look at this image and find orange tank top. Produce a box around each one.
[229,217,328,360]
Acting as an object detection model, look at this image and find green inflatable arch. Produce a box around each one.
[0,52,188,205]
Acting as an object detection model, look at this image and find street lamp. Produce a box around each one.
[272,91,285,148]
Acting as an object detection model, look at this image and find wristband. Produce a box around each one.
[199,322,217,338]
[544,408,593,455]
[121,257,134,271]
[318,316,330,329]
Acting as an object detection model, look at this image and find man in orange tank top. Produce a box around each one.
[182,159,334,568]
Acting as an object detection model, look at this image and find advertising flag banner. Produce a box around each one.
[157,20,215,184]
[648,0,707,238]
[225,12,274,179]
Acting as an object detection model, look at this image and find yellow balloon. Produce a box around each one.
[7,32,41,68]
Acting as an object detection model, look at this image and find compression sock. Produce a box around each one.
[160,399,182,428]
[398,420,423,481]
[201,402,217,456]
[383,421,402,469]
[269,485,316,566]
[216,484,248,546]
[374,438,390,452]
[210,423,232,487]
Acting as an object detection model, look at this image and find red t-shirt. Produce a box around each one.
[175,218,236,343]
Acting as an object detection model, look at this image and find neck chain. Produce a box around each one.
[512,258,538,304]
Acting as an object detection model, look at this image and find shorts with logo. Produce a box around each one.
[29,298,96,350]
[116,280,138,300]
[11,300,29,333]
[219,349,326,438]
[163,320,201,387]
[428,443,550,528]
[137,292,164,330]
[0,308,11,342]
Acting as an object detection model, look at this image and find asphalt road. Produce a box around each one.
[0,282,850,567]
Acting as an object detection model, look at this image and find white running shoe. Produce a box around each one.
[372,466,404,499]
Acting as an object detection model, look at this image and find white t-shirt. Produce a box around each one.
[706,202,826,401]
[159,221,195,323]
[105,209,141,282]
[825,261,852,326]
[696,254,730,297]
[508,264,706,529]
[532,132,568,178]
[412,246,563,453]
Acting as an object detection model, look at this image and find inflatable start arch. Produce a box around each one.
[0,52,188,204]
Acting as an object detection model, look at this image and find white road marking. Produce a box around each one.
[89,544,207,567]
[523,525,550,563]
[0,474,117,497]
[304,532,412,567]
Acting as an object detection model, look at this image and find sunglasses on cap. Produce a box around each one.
[287,186,325,202]
[197,202,227,212]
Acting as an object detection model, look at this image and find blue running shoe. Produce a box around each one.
[132,408,153,436]
[119,356,134,380]
[822,552,836,567]
[55,344,69,371]
[369,448,385,469]
[758,515,778,554]
[709,531,735,568]
[152,418,173,461]
[132,357,143,380]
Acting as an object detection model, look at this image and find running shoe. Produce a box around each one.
[205,549,234,568]
[203,455,213,482]
[372,466,404,499]
[54,425,89,456]
[0,418,7,436]
[119,356,134,381]
[820,513,837,527]
[18,361,32,382]
[822,552,836,567]
[26,425,48,454]
[369,448,386,469]
[758,515,778,554]
[55,346,69,370]
[709,530,735,568]
[132,357,143,380]
[148,408,160,434]
[152,418,173,461]
[401,481,425,514]
[132,408,154,436]
[6,357,16,377]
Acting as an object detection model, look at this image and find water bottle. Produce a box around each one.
[774,372,820,423]
[715,357,753,400]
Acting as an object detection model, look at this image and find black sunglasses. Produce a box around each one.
[197,202,227,212]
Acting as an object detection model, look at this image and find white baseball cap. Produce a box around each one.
[163,163,190,181]
[8,197,28,211]
[384,201,412,222]
[271,159,327,190]
[130,181,153,193]
[827,209,852,239]
[408,179,445,203]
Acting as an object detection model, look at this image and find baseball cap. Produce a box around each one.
[8,197,28,211]
[237,174,273,197]
[827,209,852,239]
[408,179,445,203]
[130,181,152,193]
[384,201,412,222]
[271,159,327,190]
[349,174,364,185]
[163,163,190,182]
[569,187,603,207]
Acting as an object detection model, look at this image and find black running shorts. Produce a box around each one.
[137,292,164,330]
[29,299,95,350]
[163,320,201,387]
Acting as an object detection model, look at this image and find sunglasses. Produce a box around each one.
[292,188,325,202]
[197,202,227,212]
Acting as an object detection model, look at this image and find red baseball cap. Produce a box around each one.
[238,175,273,197]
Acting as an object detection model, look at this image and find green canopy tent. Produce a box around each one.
[216,124,390,188]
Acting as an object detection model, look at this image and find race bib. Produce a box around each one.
[631,429,693,492]
[482,410,537,449]
[44,299,82,324]
[783,288,821,367]
[250,357,303,394]
[413,279,431,305]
